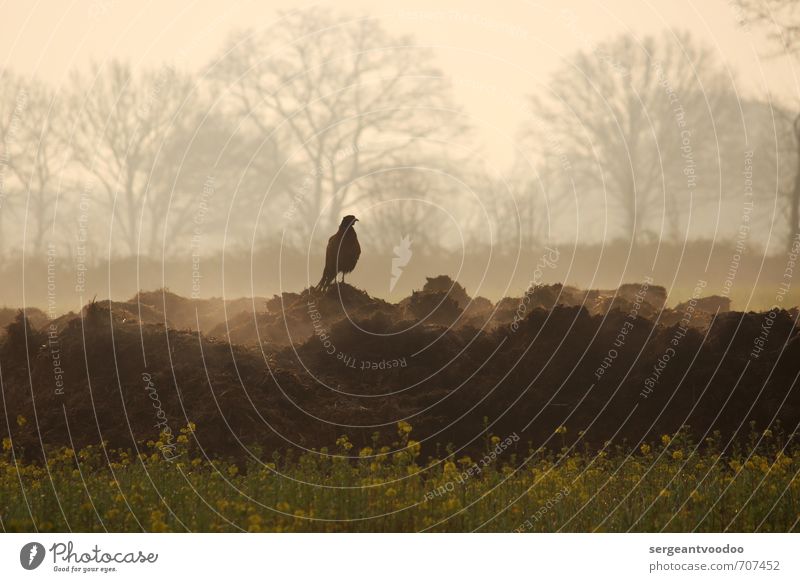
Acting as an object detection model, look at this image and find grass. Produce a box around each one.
[1,420,798,532]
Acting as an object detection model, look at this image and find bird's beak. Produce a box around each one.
[355,218,359,222]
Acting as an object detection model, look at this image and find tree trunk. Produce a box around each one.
[624,177,639,243]
[790,114,800,251]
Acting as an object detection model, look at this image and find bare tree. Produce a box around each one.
[0,70,29,255]
[67,61,195,256]
[209,10,465,242]
[0,72,70,257]
[359,165,457,250]
[739,0,800,249]
[783,114,800,249]
[10,78,69,256]
[737,0,800,49]
[508,152,579,249]
[524,32,736,242]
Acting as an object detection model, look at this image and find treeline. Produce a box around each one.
[1,9,799,278]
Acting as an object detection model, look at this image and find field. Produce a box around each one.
[1,280,799,532]
[2,421,797,532]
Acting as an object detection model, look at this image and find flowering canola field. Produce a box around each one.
[2,420,798,532]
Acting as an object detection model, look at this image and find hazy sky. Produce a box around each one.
[2,0,798,167]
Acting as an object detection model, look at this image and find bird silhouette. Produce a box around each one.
[316,215,361,292]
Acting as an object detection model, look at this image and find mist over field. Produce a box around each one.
[1,3,799,313]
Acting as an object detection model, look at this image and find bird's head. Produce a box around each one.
[340,215,359,230]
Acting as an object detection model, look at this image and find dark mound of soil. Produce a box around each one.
[0,307,47,335]
[2,278,797,461]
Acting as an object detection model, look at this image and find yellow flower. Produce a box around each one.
[661,434,671,446]
[385,488,397,498]
[2,437,11,452]
[16,415,27,427]
[177,435,188,444]
[445,497,460,510]
[491,436,501,445]
[555,425,567,435]
[659,488,671,498]
[276,502,291,513]
[359,447,373,458]
[335,435,353,451]
[397,421,413,435]
[672,450,684,461]
[227,465,239,477]
[640,443,651,455]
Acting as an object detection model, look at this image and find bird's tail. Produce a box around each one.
[315,272,333,294]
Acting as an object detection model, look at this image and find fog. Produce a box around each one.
[2,1,799,312]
